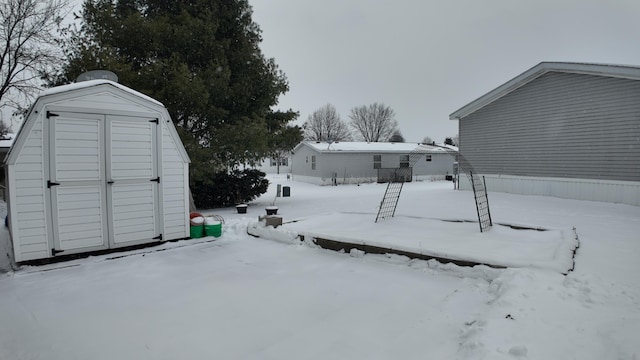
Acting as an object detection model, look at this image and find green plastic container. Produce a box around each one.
[190,224,204,238]
[204,221,222,237]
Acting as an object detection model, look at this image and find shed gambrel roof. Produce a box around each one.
[5,80,190,165]
[449,62,640,120]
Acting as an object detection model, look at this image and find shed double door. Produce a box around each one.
[48,111,160,255]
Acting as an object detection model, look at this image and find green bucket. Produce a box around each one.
[190,224,204,238]
[204,221,222,237]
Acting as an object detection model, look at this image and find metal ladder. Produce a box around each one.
[375,168,410,222]
[374,148,426,223]
[374,144,492,232]
[468,171,492,232]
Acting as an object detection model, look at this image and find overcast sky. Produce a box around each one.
[250,0,640,143]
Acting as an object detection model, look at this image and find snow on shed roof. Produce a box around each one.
[300,141,457,153]
[449,61,640,120]
[39,79,164,106]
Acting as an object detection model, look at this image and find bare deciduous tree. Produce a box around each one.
[422,136,433,144]
[303,103,352,141]
[349,102,398,142]
[0,0,69,113]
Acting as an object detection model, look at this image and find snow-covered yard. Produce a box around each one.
[1,175,639,359]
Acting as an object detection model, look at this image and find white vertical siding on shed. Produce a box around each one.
[110,121,154,178]
[49,113,108,253]
[108,117,158,245]
[54,186,106,250]
[8,117,48,261]
[53,120,101,180]
[56,92,151,113]
[161,120,188,240]
[111,183,156,243]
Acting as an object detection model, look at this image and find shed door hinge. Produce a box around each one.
[149,118,159,124]
[46,111,59,119]
[152,234,163,241]
[52,248,64,256]
[150,177,160,183]
[47,180,60,188]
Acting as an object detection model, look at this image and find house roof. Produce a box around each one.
[449,62,640,120]
[296,141,457,154]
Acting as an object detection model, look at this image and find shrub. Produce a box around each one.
[192,169,269,208]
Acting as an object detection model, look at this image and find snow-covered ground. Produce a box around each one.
[1,175,639,359]
[261,212,578,274]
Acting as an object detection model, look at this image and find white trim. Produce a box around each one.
[458,174,640,206]
[7,83,190,165]
[183,163,190,238]
[40,80,163,106]
[450,61,640,120]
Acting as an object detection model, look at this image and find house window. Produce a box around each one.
[373,155,381,169]
[311,155,316,170]
[425,155,432,162]
[399,155,409,168]
[270,158,288,167]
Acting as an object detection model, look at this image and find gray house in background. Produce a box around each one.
[257,155,292,174]
[450,62,640,206]
[291,141,456,185]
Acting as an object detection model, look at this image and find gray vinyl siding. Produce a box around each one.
[291,145,319,178]
[459,72,640,181]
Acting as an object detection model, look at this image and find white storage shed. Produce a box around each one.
[4,80,191,262]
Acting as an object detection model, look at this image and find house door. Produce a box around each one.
[48,111,160,256]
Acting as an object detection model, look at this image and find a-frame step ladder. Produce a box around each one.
[468,171,492,232]
[374,144,492,232]
[375,179,405,222]
[374,151,421,223]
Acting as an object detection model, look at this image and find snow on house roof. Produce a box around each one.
[449,61,640,120]
[300,141,457,153]
[39,79,164,106]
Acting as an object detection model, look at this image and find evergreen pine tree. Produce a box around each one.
[53,0,297,185]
